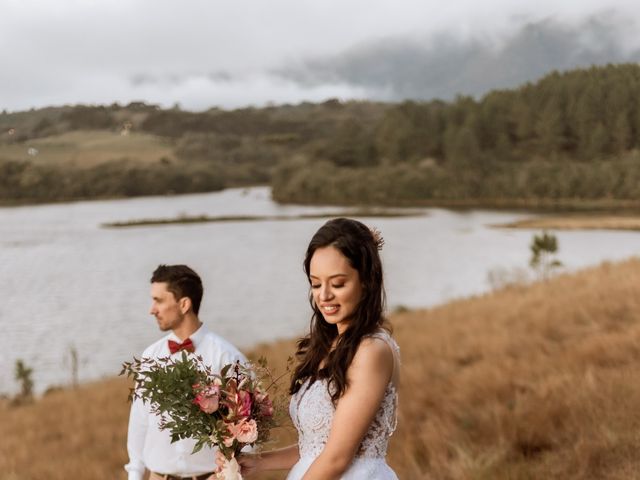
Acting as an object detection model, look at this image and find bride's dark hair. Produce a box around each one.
[289,217,388,404]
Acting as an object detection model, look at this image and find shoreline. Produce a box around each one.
[101,210,426,228]
[5,185,640,214]
[495,213,640,231]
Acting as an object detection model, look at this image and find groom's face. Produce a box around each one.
[150,282,184,331]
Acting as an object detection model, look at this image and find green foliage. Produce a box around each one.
[14,359,34,401]
[530,231,563,281]
[320,117,377,167]
[0,158,225,203]
[61,105,117,130]
[122,352,214,453]
[272,152,640,205]
[174,132,278,185]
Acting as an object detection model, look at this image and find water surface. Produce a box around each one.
[1,187,638,394]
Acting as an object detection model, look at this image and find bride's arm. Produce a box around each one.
[301,337,394,480]
[247,444,300,472]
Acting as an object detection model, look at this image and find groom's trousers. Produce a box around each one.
[149,471,215,480]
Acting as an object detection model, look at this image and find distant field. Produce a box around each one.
[0,130,176,168]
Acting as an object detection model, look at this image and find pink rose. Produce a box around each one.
[193,384,220,414]
[228,418,258,444]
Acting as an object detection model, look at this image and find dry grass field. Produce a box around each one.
[3,258,640,479]
[0,130,176,168]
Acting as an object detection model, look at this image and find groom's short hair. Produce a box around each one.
[151,264,204,314]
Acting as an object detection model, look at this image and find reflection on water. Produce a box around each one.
[1,187,638,394]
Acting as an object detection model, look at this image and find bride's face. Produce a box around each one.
[309,245,363,334]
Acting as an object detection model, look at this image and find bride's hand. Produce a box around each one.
[214,450,261,477]
[214,449,226,473]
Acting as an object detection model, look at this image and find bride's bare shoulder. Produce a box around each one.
[351,335,394,371]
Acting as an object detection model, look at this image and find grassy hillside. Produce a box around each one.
[0,100,389,204]
[0,130,176,168]
[2,258,640,479]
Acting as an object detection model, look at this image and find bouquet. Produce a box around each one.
[121,351,284,480]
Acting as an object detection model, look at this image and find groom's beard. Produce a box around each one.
[157,311,185,332]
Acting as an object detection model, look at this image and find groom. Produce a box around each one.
[125,264,246,480]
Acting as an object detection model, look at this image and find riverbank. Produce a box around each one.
[3,259,640,479]
[273,195,640,213]
[5,182,640,215]
[497,213,640,231]
[101,210,425,228]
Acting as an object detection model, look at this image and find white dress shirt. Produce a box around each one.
[124,324,246,480]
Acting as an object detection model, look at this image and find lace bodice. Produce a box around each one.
[289,331,400,460]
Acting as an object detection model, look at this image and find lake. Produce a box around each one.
[1,187,638,394]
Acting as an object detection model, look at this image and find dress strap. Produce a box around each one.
[366,329,400,435]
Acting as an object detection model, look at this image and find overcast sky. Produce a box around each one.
[2,0,640,112]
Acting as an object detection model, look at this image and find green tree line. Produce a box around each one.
[0,159,224,203]
[273,64,640,205]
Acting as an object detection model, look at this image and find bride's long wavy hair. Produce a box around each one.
[289,217,388,404]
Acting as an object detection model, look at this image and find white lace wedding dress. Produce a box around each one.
[287,331,400,479]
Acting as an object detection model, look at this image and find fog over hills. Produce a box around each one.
[276,13,640,102]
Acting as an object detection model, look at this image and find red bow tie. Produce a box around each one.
[168,337,195,354]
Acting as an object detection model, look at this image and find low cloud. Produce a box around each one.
[130,71,235,87]
[4,4,640,112]
[276,12,640,101]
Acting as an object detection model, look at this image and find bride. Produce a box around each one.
[219,217,400,479]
